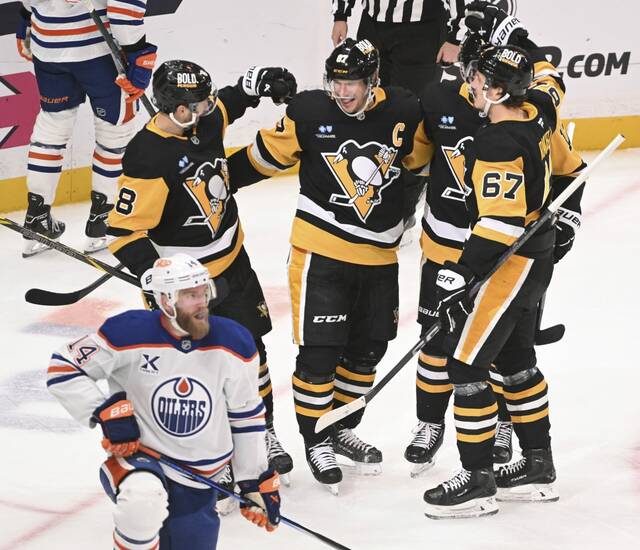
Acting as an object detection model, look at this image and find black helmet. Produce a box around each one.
[325,38,379,83]
[458,33,490,79]
[152,60,216,113]
[477,45,533,99]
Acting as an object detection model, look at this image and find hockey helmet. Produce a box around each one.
[477,45,533,100]
[152,60,218,115]
[325,38,379,84]
[458,33,490,82]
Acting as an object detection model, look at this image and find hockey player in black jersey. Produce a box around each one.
[228,38,432,493]
[421,17,570,517]
[106,60,297,494]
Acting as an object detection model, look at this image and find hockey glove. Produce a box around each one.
[238,469,281,532]
[116,43,158,103]
[464,1,528,46]
[436,261,475,333]
[240,66,297,104]
[16,6,32,62]
[553,208,581,263]
[92,392,141,457]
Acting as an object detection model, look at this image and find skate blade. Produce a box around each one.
[410,459,435,478]
[337,455,382,476]
[424,497,499,520]
[321,483,340,496]
[216,497,239,516]
[497,483,559,503]
[280,473,291,487]
[22,240,54,258]
[83,236,111,254]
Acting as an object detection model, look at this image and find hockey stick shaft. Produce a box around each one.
[316,133,625,433]
[0,216,139,287]
[83,0,156,117]
[139,446,351,550]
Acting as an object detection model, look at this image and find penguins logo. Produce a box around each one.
[322,140,401,222]
[441,136,474,202]
[183,158,230,237]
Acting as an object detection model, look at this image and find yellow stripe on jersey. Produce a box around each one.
[202,225,244,278]
[290,217,397,266]
[403,120,434,172]
[472,156,527,220]
[420,230,463,264]
[108,231,147,254]
[257,114,302,169]
[473,223,518,247]
[216,97,229,136]
[108,175,169,233]
[247,143,279,177]
[458,82,474,107]
[288,246,308,345]
[551,121,584,176]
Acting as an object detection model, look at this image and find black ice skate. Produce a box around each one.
[495,447,558,502]
[214,463,238,515]
[404,421,444,477]
[492,421,513,464]
[423,468,499,519]
[333,426,382,475]
[265,422,293,486]
[305,437,342,495]
[84,191,113,253]
[22,192,66,258]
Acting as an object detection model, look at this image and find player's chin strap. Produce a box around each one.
[479,82,510,118]
[169,111,198,129]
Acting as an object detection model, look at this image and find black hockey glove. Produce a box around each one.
[240,66,297,104]
[465,1,528,46]
[553,208,581,263]
[436,261,475,333]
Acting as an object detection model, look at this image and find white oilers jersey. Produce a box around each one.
[47,310,268,487]
[23,0,147,63]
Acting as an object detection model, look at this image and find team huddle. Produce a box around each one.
[17,0,587,547]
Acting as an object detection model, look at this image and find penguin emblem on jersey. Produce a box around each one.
[441,136,474,202]
[151,376,213,437]
[183,158,230,238]
[322,139,401,222]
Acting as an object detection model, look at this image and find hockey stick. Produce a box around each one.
[139,446,351,550]
[83,0,156,117]
[25,264,123,306]
[315,133,625,433]
[0,216,140,287]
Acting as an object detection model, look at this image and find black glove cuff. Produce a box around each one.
[20,6,31,22]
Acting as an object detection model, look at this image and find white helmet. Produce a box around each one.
[141,254,215,319]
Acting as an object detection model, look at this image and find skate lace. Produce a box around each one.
[337,428,373,452]
[266,425,286,457]
[410,422,442,449]
[500,456,526,476]
[495,422,512,449]
[442,469,472,493]
[309,438,338,472]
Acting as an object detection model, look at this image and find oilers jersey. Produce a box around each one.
[23,0,148,63]
[47,310,268,487]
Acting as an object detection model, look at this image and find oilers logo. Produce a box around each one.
[183,158,230,238]
[323,139,401,222]
[151,376,212,437]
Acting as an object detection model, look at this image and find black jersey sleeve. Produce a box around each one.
[216,83,260,127]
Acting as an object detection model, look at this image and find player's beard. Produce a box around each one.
[177,307,210,340]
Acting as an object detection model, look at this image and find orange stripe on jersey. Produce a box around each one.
[107,6,145,18]
[93,152,121,165]
[31,21,108,36]
[47,365,77,374]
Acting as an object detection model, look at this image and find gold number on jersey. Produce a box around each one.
[481,172,524,200]
[115,187,137,215]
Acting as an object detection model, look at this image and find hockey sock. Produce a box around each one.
[416,352,452,424]
[292,371,334,444]
[489,365,510,421]
[259,362,274,420]
[503,367,551,450]
[92,144,123,200]
[26,143,65,204]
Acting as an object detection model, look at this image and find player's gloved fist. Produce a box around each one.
[436,261,475,333]
[92,392,141,457]
[553,207,581,263]
[464,1,528,46]
[238,469,281,532]
[16,7,32,61]
[240,66,297,104]
[116,43,158,103]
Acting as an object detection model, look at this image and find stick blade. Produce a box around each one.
[314,397,366,433]
[25,288,82,306]
[535,324,565,346]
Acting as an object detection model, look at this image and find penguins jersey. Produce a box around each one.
[420,65,586,268]
[47,310,267,488]
[228,87,433,265]
[459,57,568,277]
[107,86,257,279]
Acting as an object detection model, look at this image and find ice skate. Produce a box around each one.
[492,421,513,464]
[495,448,558,502]
[84,191,113,253]
[404,421,444,477]
[305,437,342,495]
[22,193,65,258]
[423,468,499,519]
[265,422,293,486]
[333,426,382,475]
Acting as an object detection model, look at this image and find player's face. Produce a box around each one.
[175,284,211,339]
[331,78,369,114]
[470,71,504,111]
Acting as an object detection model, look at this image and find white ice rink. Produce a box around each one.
[1,148,639,550]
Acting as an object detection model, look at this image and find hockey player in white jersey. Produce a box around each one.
[47,254,281,548]
[17,0,157,256]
